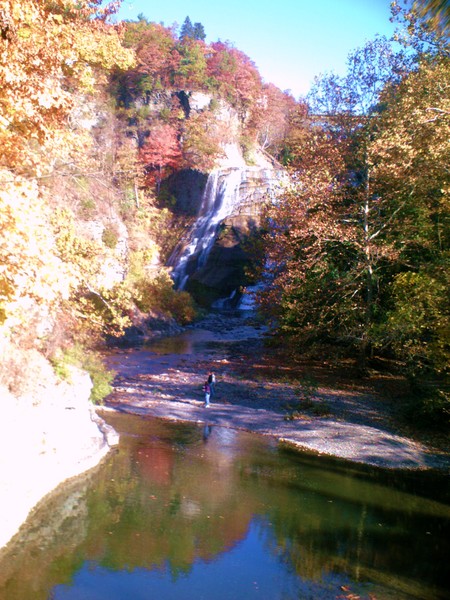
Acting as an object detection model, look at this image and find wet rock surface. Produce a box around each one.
[186,215,260,305]
[103,311,450,471]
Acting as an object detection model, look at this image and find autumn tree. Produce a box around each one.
[391,0,450,57]
[250,84,297,158]
[173,38,209,89]
[258,4,449,421]
[0,0,134,174]
[139,123,182,192]
[308,36,408,124]
[258,127,369,356]
[367,54,449,418]
[0,176,71,330]
[413,0,450,33]
[132,22,179,94]
[181,111,226,172]
[0,0,135,354]
[263,37,410,368]
[367,2,449,417]
[207,42,263,120]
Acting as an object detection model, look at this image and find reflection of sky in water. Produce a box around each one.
[210,427,237,455]
[52,521,349,600]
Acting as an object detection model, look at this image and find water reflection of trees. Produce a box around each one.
[86,426,258,576]
[0,470,96,600]
[0,416,448,600]
[246,454,449,598]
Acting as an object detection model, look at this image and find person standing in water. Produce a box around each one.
[203,380,211,407]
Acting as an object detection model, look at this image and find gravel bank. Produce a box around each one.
[104,312,449,471]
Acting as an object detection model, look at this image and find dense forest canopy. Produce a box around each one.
[0,0,448,424]
[258,2,449,422]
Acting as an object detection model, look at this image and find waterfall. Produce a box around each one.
[168,165,283,292]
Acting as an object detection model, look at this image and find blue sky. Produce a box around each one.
[115,0,397,99]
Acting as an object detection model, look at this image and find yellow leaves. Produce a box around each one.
[52,207,100,265]
[0,189,131,338]
[75,64,96,93]
[0,0,135,174]
[16,26,31,39]
[0,172,72,329]
[76,25,135,72]
[370,57,450,194]
[36,89,60,109]
[0,1,137,345]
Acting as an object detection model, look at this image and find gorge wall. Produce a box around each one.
[0,365,118,549]
[127,88,286,308]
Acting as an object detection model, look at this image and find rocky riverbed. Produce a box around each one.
[103,311,449,471]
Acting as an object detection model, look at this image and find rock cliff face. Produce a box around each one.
[134,89,284,306]
[0,365,118,549]
[78,87,283,308]
[186,212,260,307]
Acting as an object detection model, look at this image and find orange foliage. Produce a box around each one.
[134,22,180,90]
[0,0,134,339]
[0,0,134,174]
[139,123,182,190]
[0,172,72,329]
[207,41,263,116]
[252,83,298,154]
[182,111,226,172]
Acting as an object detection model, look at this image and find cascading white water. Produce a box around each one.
[168,165,283,292]
[168,171,220,290]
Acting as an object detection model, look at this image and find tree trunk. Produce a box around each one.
[360,154,373,373]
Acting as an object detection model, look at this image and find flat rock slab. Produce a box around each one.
[104,396,447,470]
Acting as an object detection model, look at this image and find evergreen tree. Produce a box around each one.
[193,22,206,41]
[137,13,149,23]
[180,16,206,41]
[180,16,194,40]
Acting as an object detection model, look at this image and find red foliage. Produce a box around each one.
[134,23,180,89]
[207,42,263,114]
[251,83,298,153]
[139,124,181,191]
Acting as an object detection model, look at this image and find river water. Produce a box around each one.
[0,411,448,600]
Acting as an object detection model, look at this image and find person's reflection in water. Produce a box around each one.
[202,424,212,442]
